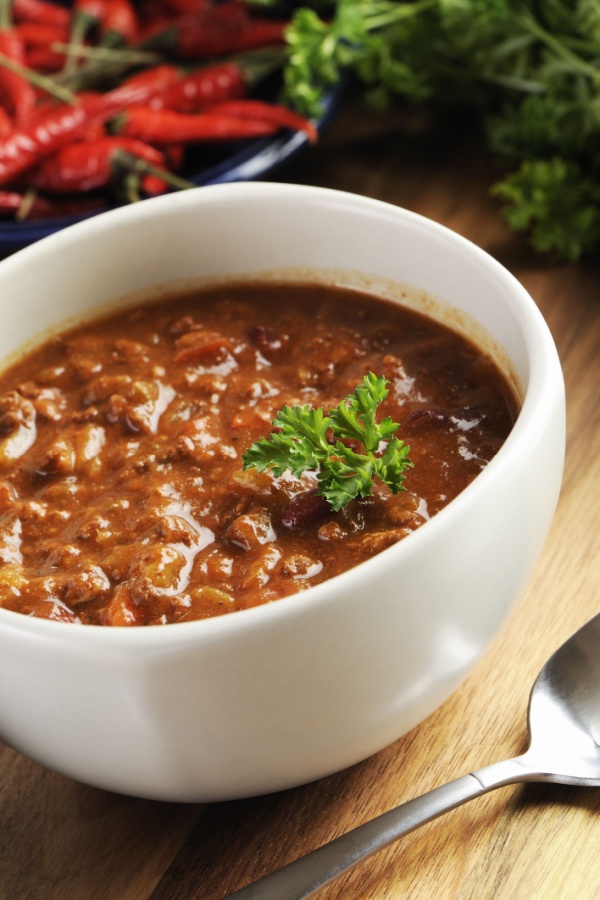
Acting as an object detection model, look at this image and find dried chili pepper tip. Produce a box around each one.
[208,99,318,144]
[100,0,140,47]
[141,173,168,196]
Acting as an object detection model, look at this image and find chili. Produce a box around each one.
[0,281,518,626]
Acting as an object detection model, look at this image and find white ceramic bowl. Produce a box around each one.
[0,184,565,802]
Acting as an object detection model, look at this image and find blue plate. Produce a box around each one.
[0,86,341,251]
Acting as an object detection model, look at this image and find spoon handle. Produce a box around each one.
[226,770,497,899]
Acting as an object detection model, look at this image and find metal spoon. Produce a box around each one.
[226,612,600,899]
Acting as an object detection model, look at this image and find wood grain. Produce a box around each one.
[1,96,599,900]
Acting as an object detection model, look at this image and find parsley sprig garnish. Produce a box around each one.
[242,373,412,511]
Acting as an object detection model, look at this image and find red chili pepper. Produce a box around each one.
[0,96,112,187]
[143,6,287,59]
[12,0,70,28]
[206,99,317,143]
[14,21,70,46]
[100,0,139,46]
[0,28,36,122]
[114,106,279,144]
[141,172,168,195]
[103,63,181,111]
[31,136,165,193]
[179,17,286,59]
[151,61,246,113]
[10,79,180,166]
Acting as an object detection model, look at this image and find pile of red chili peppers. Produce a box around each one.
[0,0,316,221]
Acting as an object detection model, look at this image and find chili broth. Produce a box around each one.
[0,282,519,625]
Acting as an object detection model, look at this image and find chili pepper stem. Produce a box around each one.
[52,42,162,66]
[0,49,78,103]
[231,46,286,85]
[63,11,94,76]
[15,187,37,221]
[123,171,141,203]
[113,150,196,191]
[0,0,11,30]
[99,31,126,51]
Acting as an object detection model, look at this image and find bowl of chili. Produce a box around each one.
[0,183,565,801]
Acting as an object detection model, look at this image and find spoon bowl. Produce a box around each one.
[229,612,600,898]
[524,612,600,786]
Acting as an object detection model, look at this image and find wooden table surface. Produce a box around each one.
[1,96,599,900]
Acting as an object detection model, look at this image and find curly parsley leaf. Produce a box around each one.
[242,404,331,477]
[242,373,412,511]
[492,157,600,261]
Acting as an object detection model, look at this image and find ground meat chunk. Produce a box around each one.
[0,391,36,465]
[226,506,276,551]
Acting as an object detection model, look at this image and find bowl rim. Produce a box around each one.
[0,182,565,646]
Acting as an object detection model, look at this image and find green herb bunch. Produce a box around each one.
[253,0,600,261]
[242,373,412,511]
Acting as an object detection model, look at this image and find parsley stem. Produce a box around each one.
[517,12,600,81]
[363,0,436,32]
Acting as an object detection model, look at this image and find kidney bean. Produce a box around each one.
[281,489,331,530]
